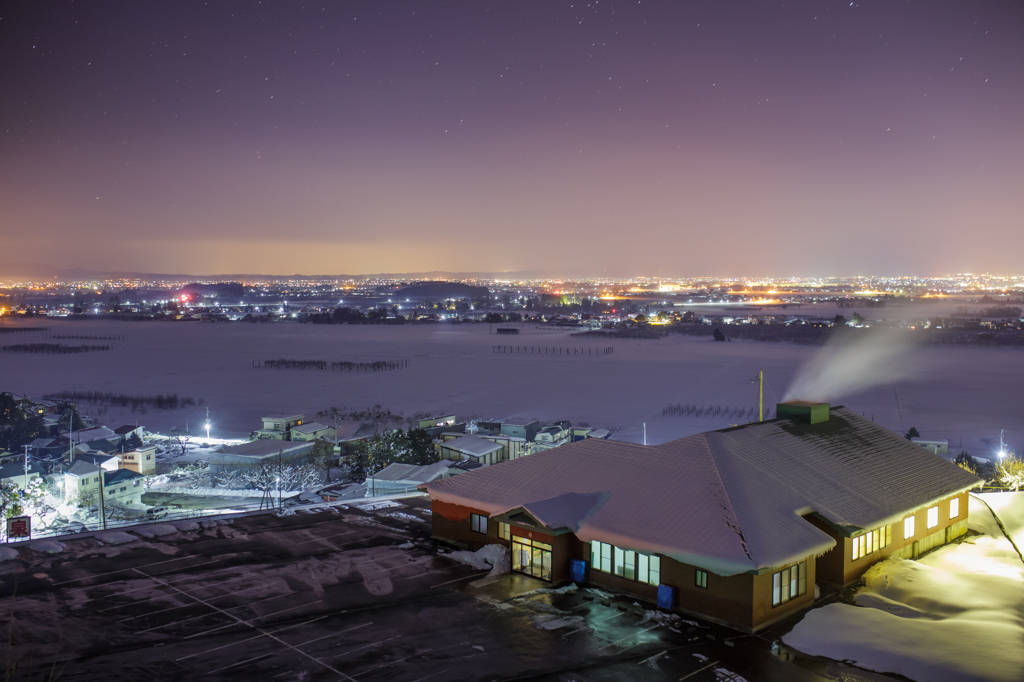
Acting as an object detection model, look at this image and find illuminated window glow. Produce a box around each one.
[498,521,511,541]
[950,497,960,519]
[904,516,915,540]
[851,525,892,561]
[590,542,660,585]
[771,561,807,607]
[927,506,939,529]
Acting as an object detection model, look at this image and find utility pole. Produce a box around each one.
[23,444,29,487]
[98,468,108,531]
[643,423,647,446]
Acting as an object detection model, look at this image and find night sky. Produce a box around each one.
[2,1,1022,277]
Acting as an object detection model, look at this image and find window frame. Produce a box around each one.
[590,541,660,585]
[926,506,939,530]
[469,513,488,535]
[949,497,960,519]
[695,569,708,589]
[771,561,807,607]
[498,521,511,541]
[904,516,915,540]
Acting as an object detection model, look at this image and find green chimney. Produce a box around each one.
[777,401,830,424]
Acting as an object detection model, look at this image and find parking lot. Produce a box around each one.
[1,498,890,681]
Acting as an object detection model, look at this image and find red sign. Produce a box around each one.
[7,515,30,540]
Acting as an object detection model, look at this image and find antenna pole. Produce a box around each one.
[759,370,764,422]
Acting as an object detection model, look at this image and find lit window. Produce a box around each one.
[927,506,939,529]
[950,497,960,519]
[771,561,807,607]
[470,513,488,534]
[498,522,511,541]
[904,516,915,540]
[695,569,708,589]
[591,542,659,585]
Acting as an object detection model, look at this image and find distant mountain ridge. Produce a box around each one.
[0,262,545,283]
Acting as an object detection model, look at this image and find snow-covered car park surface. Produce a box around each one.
[3,498,890,682]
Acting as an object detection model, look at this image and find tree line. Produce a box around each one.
[259,358,409,371]
[44,390,202,410]
[1,343,113,354]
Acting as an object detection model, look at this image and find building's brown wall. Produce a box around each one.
[751,559,815,629]
[431,500,497,550]
[662,557,755,630]
[809,491,970,586]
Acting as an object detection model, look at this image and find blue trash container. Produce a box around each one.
[656,584,676,610]
[570,558,587,583]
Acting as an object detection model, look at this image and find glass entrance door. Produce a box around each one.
[512,537,552,581]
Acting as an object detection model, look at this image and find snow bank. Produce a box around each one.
[0,547,19,561]
[28,541,66,554]
[785,557,1024,682]
[134,524,179,538]
[974,491,1024,550]
[171,520,201,531]
[97,532,137,546]
[445,544,510,576]
[355,500,402,511]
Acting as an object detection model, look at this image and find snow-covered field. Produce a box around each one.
[784,493,1024,682]
[1,319,1021,454]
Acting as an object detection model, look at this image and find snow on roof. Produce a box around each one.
[425,407,981,577]
[67,426,117,442]
[103,468,143,485]
[291,421,331,434]
[372,461,451,484]
[218,439,313,459]
[66,460,100,477]
[441,434,504,459]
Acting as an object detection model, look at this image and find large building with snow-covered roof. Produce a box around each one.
[423,402,981,632]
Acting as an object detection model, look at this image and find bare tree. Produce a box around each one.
[168,426,193,456]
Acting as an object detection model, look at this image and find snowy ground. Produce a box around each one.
[1,318,1021,455]
[783,492,1024,682]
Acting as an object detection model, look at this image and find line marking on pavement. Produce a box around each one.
[137,568,355,681]
[353,647,432,677]
[429,571,490,589]
[296,530,358,544]
[184,598,318,639]
[326,634,403,663]
[54,554,205,586]
[291,621,372,648]
[409,668,451,682]
[679,659,720,680]
[205,652,275,675]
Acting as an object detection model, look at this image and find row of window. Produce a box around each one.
[852,525,892,561]
[771,561,808,607]
[590,541,662,586]
[852,497,962,560]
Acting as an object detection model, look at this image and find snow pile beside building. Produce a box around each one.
[974,491,1024,550]
[0,547,19,561]
[445,544,510,576]
[784,493,1024,682]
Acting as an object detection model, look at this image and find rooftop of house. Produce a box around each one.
[218,439,314,459]
[291,421,331,434]
[0,460,46,479]
[103,468,143,486]
[66,460,101,477]
[113,424,142,435]
[425,406,981,577]
[371,461,451,484]
[440,434,504,458]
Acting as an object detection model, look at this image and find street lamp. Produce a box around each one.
[205,421,211,441]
